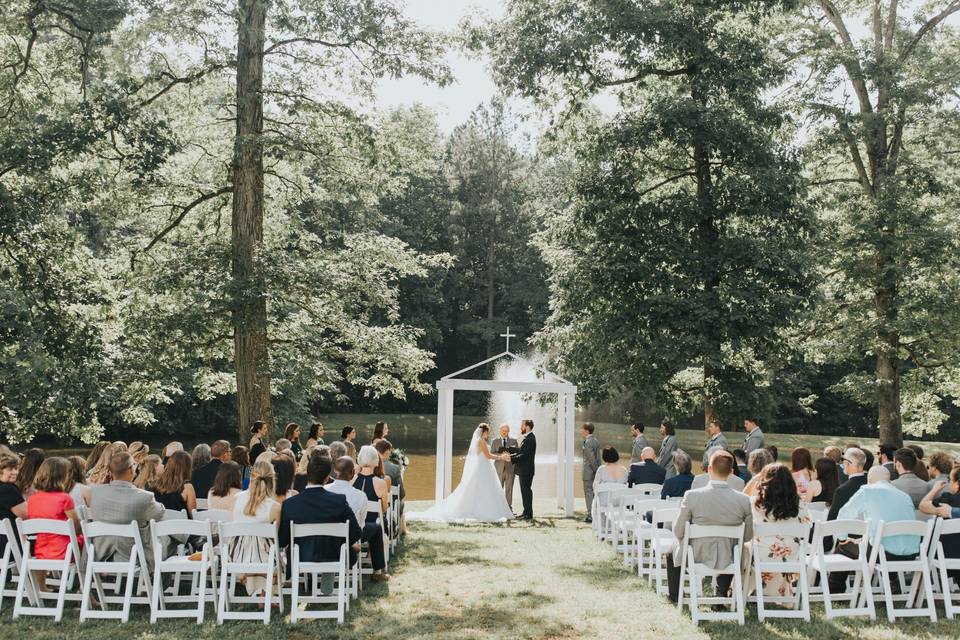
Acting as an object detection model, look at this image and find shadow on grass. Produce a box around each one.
[554,560,635,588]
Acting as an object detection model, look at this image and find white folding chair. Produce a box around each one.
[78,520,153,622]
[216,521,282,624]
[929,518,960,618]
[591,483,625,540]
[13,517,85,621]
[677,523,746,624]
[631,483,663,496]
[626,498,670,572]
[601,487,634,547]
[807,519,875,620]
[150,518,218,623]
[388,486,401,553]
[195,499,209,511]
[289,521,350,623]
[195,509,231,524]
[647,507,679,595]
[747,521,811,621]
[866,519,936,622]
[0,519,37,612]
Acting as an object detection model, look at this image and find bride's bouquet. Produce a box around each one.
[390,447,410,469]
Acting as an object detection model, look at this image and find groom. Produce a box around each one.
[502,418,536,520]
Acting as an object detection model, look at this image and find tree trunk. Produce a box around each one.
[875,252,902,446]
[231,0,273,443]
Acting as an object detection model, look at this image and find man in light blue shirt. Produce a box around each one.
[837,466,920,557]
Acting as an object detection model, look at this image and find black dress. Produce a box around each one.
[250,441,267,465]
[153,485,189,513]
[0,481,24,554]
[353,474,381,525]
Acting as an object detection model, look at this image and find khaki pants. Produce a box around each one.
[498,464,515,507]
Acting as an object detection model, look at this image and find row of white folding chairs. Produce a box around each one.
[592,483,664,546]
[0,514,372,625]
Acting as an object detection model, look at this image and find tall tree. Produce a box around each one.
[487,0,814,426]
[793,1,960,445]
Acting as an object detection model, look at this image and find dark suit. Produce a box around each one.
[278,486,362,572]
[191,459,222,500]
[627,461,666,487]
[510,432,537,518]
[660,473,694,500]
[825,472,867,551]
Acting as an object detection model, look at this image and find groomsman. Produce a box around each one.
[742,417,765,454]
[630,423,649,464]
[490,423,518,508]
[581,423,601,523]
[701,420,728,470]
[655,420,679,479]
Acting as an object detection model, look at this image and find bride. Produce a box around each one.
[408,423,514,523]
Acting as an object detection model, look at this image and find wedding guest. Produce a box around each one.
[919,468,960,585]
[593,447,628,486]
[192,440,230,500]
[88,443,126,485]
[249,420,269,464]
[275,438,292,456]
[790,447,814,497]
[277,455,363,591]
[733,449,751,483]
[65,456,91,508]
[823,446,847,483]
[207,461,242,513]
[28,457,83,591]
[162,441,183,462]
[232,445,251,490]
[283,423,303,460]
[630,422,649,463]
[128,441,149,470]
[928,452,953,494]
[17,448,46,498]
[767,445,779,462]
[702,420,728,470]
[372,421,389,443]
[272,456,297,503]
[134,454,163,490]
[746,463,806,602]
[151,450,197,515]
[231,460,281,596]
[191,443,212,471]
[660,451,695,499]
[340,426,356,444]
[805,457,840,506]
[743,448,774,497]
[343,440,357,461]
[293,448,311,493]
[891,447,929,507]
[85,441,110,474]
[328,441,348,465]
[742,417,765,454]
[878,443,899,480]
[667,450,752,603]
[655,420,678,479]
[691,450,745,491]
[306,423,326,448]
[907,444,929,481]
[0,453,26,555]
[353,446,389,534]
[580,423,601,521]
[628,447,666,487]
[325,457,367,525]
[827,447,868,521]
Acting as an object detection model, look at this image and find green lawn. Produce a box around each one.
[3,505,959,639]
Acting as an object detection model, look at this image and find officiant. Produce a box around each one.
[490,423,518,507]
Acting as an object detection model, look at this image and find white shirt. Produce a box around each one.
[323,480,367,525]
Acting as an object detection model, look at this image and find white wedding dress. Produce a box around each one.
[408,427,514,523]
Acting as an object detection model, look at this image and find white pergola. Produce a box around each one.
[434,348,578,517]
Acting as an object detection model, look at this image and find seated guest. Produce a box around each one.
[827,447,868,521]
[85,442,110,477]
[661,451,695,499]
[0,453,27,555]
[667,450,753,603]
[733,449,751,483]
[191,443,212,472]
[326,455,391,579]
[88,443,127,485]
[878,443,899,480]
[162,441,183,463]
[293,449,311,493]
[232,446,251,490]
[231,460,281,596]
[207,461,242,513]
[151,451,197,515]
[89,452,165,569]
[805,457,840,506]
[928,453,953,495]
[277,455,363,590]
[627,447,666,487]
[766,445,778,462]
[747,463,806,601]
[830,465,920,591]
[128,441,149,472]
[920,467,960,585]
[691,451,745,492]
[191,440,230,500]
[907,444,929,481]
[353,446,389,534]
[134,454,163,490]
[328,441,348,465]
[891,447,928,507]
[67,456,92,507]
[343,441,357,461]
[18,448,47,497]
[27,457,84,588]
[743,449,774,497]
[274,438,292,457]
[823,446,848,483]
[272,455,297,503]
[791,447,814,497]
[593,447,627,486]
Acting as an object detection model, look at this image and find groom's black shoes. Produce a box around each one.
[515,514,533,521]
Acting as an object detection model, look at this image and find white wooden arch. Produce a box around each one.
[434,350,577,517]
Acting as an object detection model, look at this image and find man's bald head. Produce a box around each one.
[868,465,890,484]
[641,447,656,461]
[333,456,355,481]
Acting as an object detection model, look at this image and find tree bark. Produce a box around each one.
[231,0,273,443]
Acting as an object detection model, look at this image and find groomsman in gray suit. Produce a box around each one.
[581,423,601,523]
[655,420,679,479]
[701,419,728,470]
[630,423,649,464]
[742,416,765,454]
[490,423,518,508]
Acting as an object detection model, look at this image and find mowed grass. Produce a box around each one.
[4,504,960,640]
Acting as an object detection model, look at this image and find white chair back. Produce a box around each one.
[148,518,217,623]
[13,517,84,621]
[289,521,350,623]
[749,520,812,621]
[195,498,209,511]
[194,509,230,523]
[78,519,152,622]
[631,483,663,496]
[216,521,281,624]
[868,519,936,622]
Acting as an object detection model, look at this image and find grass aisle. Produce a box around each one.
[4,511,960,639]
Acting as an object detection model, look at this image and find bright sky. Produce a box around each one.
[375,0,507,133]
